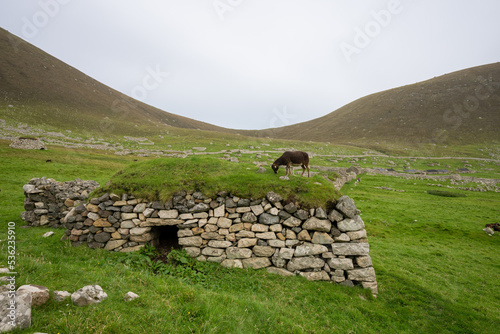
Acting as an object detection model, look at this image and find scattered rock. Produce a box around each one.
[0,290,31,332]
[17,285,49,306]
[257,167,267,174]
[42,231,55,238]
[71,285,108,306]
[53,290,71,302]
[124,292,139,301]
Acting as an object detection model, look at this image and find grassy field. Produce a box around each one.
[1,141,499,333]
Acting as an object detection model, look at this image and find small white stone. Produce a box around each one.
[124,291,139,302]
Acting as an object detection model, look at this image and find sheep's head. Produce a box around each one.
[271,164,279,174]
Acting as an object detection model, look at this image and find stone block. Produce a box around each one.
[235,230,255,238]
[250,205,264,216]
[221,259,243,269]
[259,213,280,225]
[217,217,232,228]
[278,248,295,260]
[226,247,252,259]
[338,216,365,232]
[229,223,244,233]
[94,232,111,243]
[287,257,325,271]
[184,247,201,257]
[121,220,136,229]
[269,224,282,232]
[331,243,369,256]
[241,212,257,223]
[242,257,272,269]
[178,236,203,247]
[208,240,233,248]
[311,232,334,244]
[256,232,276,240]
[130,227,151,236]
[334,233,350,242]
[130,233,155,243]
[133,203,146,213]
[294,243,328,257]
[253,245,275,257]
[347,267,376,282]
[142,218,179,227]
[158,210,179,219]
[361,281,378,295]
[121,213,137,220]
[297,230,311,241]
[251,224,269,232]
[237,238,258,248]
[303,217,331,232]
[178,229,194,238]
[201,247,225,257]
[267,267,294,276]
[299,271,330,281]
[347,229,367,240]
[268,239,285,248]
[335,196,359,218]
[104,239,127,251]
[356,255,373,268]
[213,205,225,217]
[93,218,111,227]
[201,232,222,240]
[327,258,354,270]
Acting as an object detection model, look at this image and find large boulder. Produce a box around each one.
[0,290,32,332]
[17,285,49,306]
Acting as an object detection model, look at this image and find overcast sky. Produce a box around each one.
[1,0,499,130]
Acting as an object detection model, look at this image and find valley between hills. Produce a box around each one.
[1,27,500,334]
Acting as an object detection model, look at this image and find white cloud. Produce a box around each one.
[1,0,499,129]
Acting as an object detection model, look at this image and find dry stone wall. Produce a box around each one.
[62,190,378,294]
[21,177,99,227]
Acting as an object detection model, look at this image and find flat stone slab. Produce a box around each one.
[331,243,369,256]
[141,218,183,227]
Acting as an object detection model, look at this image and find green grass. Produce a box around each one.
[426,189,467,197]
[1,141,499,333]
[95,156,340,207]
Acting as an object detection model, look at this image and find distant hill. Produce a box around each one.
[0,28,234,136]
[2,28,498,148]
[241,63,500,147]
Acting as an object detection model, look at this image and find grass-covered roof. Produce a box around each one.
[94,156,341,208]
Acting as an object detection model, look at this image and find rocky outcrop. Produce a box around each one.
[64,191,378,294]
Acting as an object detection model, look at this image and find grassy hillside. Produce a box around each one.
[0,28,235,137]
[1,142,499,333]
[242,63,500,149]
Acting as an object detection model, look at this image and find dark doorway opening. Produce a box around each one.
[155,225,180,251]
